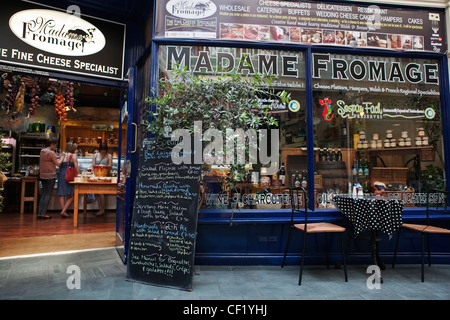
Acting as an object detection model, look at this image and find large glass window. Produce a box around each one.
[157,45,306,210]
[312,53,444,208]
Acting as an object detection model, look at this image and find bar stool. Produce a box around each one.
[20,176,38,214]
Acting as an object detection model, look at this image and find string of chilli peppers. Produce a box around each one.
[55,92,67,122]
[29,83,40,115]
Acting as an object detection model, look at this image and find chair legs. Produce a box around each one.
[341,233,348,282]
[297,232,347,286]
[392,228,401,268]
[393,228,431,282]
[298,232,307,285]
[281,226,293,268]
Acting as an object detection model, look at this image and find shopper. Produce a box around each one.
[92,142,112,216]
[58,142,79,218]
[38,136,62,219]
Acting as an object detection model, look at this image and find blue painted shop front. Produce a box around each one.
[195,208,450,266]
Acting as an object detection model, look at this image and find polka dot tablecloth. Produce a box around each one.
[333,195,403,236]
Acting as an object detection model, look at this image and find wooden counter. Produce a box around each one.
[71,181,118,227]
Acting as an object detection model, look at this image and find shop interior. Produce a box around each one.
[0,71,124,256]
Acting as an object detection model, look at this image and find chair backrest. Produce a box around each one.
[290,186,308,228]
[426,189,450,226]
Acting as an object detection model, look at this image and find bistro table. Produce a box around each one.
[71,181,118,228]
[333,195,403,270]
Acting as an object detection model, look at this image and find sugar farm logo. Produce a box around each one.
[166,0,217,19]
[9,9,106,56]
[319,96,334,121]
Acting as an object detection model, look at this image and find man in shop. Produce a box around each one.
[37,136,62,219]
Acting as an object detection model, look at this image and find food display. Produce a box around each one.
[29,83,40,115]
[244,25,258,40]
[356,128,430,149]
[93,165,111,177]
[220,23,243,39]
[54,92,67,122]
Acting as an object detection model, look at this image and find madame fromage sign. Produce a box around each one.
[10,9,106,56]
[0,2,125,80]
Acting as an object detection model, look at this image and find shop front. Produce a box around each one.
[0,0,146,255]
[146,0,450,266]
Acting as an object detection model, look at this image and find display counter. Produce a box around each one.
[46,156,120,211]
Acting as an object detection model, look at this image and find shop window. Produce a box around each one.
[312,53,444,208]
[157,45,306,210]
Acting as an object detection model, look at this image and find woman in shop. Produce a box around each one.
[92,142,112,216]
[38,136,63,219]
[58,142,79,218]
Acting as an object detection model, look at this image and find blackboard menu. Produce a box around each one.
[126,137,201,290]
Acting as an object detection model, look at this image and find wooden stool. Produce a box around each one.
[20,176,38,214]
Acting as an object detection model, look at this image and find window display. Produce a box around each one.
[157,46,444,210]
[312,53,443,208]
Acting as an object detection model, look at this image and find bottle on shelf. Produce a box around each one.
[319,148,324,161]
[279,162,286,186]
[352,159,358,177]
[326,148,331,161]
[331,148,337,161]
[301,170,308,188]
[337,148,342,161]
[358,159,365,177]
[294,171,301,188]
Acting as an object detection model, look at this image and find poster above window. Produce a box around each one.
[155,0,446,53]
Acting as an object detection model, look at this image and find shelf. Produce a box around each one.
[20,146,43,150]
[363,146,432,153]
[76,143,119,148]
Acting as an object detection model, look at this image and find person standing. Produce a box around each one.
[38,136,62,219]
[92,142,112,216]
[58,142,79,218]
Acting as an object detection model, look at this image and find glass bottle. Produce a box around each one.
[279,162,286,186]
[294,171,301,188]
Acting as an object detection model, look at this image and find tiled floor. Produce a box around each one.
[0,248,449,300]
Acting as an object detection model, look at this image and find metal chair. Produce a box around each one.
[392,189,450,282]
[281,186,348,285]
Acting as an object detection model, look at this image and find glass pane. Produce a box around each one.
[157,45,306,210]
[312,53,443,208]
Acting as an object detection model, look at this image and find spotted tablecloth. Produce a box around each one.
[333,195,403,236]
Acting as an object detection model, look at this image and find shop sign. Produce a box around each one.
[321,97,437,120]
[155,0,446,53]
[166,0,217,19]
[312,53,439,85]
[0,1,125,80]
[9,9,106,57]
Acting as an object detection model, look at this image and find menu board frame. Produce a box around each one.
[155,0,446,54]
[126,137,202,290]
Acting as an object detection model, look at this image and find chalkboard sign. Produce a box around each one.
[126,137,201,290]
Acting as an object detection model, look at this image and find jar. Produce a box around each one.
[405,138,412,147]
[357,141,362,149]
[401,131,408,138]
[359,130,366,140]
[377,140,383,148]
[372,133,379,141]
[422,137,429,145]
[415,137,422,146]
[390,139,397,148]
[398,138,405,147]
[417,128,425,137]
[371,140,377,149]
[386,130,393,139]
[260,175,271,188]
[362,141,368,149]
[384,139,390,148]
